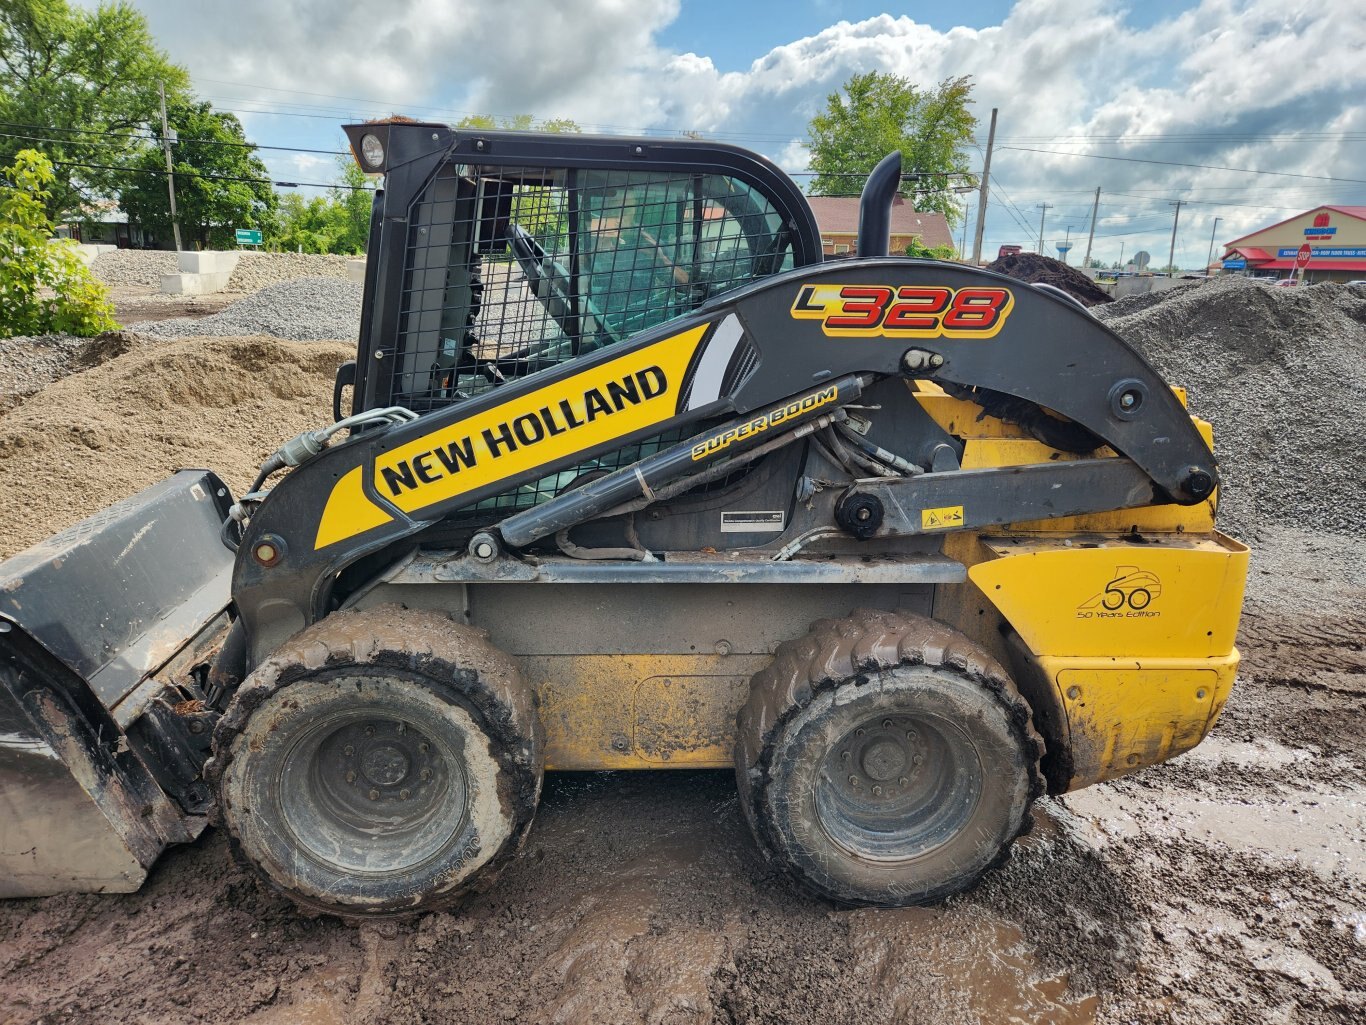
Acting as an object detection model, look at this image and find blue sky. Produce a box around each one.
[84,1,1366,267]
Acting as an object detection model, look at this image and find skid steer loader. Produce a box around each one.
[0,122,1248,916]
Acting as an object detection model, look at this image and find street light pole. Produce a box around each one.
[1036,202,1053,254]
[158,80,182,252]
[1082,186,1101,268]
[1167,200,1183,278]
[1206,216,1222,274]
[970,107,997,266]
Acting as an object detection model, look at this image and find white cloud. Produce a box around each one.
[102,0,1366,264]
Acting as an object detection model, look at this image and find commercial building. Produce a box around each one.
[807,196,953,256]
[1220,206,1366,283]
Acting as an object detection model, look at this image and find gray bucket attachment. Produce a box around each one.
[0,470,234,897]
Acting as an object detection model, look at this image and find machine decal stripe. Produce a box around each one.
[685,314,745,411]
[313,325,711,549]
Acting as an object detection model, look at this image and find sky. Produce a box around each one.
[76,0,1366,268]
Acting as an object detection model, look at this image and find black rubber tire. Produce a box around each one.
[735,608,1043,907]
[206,605,543,919]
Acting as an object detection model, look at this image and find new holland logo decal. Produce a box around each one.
[791,283,1014,338]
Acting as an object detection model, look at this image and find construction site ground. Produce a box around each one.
[0,274,1363,1024]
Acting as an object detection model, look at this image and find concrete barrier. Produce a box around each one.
[346,258,367,284]
[161,251,240,294]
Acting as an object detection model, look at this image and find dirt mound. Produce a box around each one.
[227,251,351,292]
[0,335,351,559]
[1095,277,1366,538]
[987,252,1114,306]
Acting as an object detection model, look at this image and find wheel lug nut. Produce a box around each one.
[346,770,357,784]
[396,722,406,734]
[420,768,432,781]
[882,719,893,729]
[343,745,354,756]
[418,742,430,753]
[848,775,860,786]
[368,789,380,801]
[899,776,909,786]
[840,750,851,761]
[855,728,866,737]
[906,731,918,741]
[872,785,883,797]
[912,754,924,766]
[399,788,411,800]
[364,726,375,737]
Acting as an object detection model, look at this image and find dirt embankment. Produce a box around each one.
[0,335,350,559]
[986,251,1114,306]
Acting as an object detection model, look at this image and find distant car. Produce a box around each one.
[1274,278,1299,287]
[1345,280,1366,288]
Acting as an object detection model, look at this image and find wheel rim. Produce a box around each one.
[815,713,984,863]
[278,711,469,876]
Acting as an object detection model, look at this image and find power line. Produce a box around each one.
[997,145,1366,185]
[44,158,370,191]
[0,121,346,156]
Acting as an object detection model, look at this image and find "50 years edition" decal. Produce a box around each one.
[792,283,1015,338]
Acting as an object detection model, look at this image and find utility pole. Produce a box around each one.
[1206,216,1222,274]
[1082,186,1101,268]
[960,204,971,258]
[1036,202,1053,254]
[970,107,997,266]
[1167,200,1183,278]
[159,80,182,252]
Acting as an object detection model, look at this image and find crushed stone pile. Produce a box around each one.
[90,249,178,287]
[0,335,351,558]
[0,332,133,414]
[1095,277,1366,538]
[987,252,1114,306]
[226,251,351,292]
[136,277,363,342]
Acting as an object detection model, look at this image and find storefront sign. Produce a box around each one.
[1277,247,1366,259]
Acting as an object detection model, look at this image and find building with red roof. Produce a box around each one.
[806,196,954,257]
[1220,206,1366,283]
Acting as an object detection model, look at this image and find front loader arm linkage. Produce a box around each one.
[232,259,1216,661]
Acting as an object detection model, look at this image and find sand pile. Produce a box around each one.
[986,252,1114,306]
[1095,277,1366,538]
[0,335,351,558]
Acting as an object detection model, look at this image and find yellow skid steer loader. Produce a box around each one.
[0,123,1247,916]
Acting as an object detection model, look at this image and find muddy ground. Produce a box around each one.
[0,293,1364,1024]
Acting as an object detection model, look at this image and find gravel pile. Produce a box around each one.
[1095,277,1366,537]
[987,251,1114,306]
[136,277,363,341]
[0,333,132,413]
[226,252,351,292]
[90,249,178,287]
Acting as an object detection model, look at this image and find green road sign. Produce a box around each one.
[235,228,263,246]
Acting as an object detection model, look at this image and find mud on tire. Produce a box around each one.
[735,609,1044,906]
[206,606,543,919]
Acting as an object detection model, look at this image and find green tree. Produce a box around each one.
[0,0,190,221]
[268,158,374,254]
[0,150,117,337]
[807,72,976,227]
[116,99,277,249]
[904,236,957,261]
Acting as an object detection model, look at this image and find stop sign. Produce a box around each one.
[1297,243,1312,268]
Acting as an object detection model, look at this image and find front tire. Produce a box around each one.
[208,606,542,918]
[735,609,1042,906]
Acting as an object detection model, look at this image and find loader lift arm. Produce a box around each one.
[229,257,1216,665]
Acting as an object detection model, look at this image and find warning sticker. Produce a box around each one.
[720,510,786,533]
[920,505,965,530]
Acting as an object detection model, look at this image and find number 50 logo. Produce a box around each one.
[792,283,1015,338]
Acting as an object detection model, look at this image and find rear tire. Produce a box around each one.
[735,609,1043,906]
[207,606,542,919]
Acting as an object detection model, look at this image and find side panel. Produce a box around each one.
[354,581,933,770]
[968,534,1249,790]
